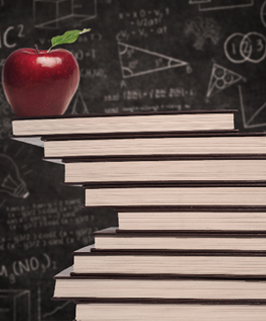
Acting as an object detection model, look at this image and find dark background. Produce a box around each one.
[0,0,266,320]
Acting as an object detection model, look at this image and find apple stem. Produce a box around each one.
[35,44,40,54]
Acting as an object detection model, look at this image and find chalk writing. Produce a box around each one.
[3,199,94,252]
[0,253,55,284]
[71,48,96,61]
[104,103,191,114]
[0,24,25,49]
[80,68,107,79]
[104,87,195,102]
[117,7,170,41]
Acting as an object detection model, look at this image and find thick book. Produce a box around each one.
[84,183,266,208]
[63,156,266,184]
[72,244,266,278]
[11,110,236,137]
[43,132,266,159]
[116,208,266,231]
[93,227,266,251]
[75,302,266,321]
[53,265,266,302]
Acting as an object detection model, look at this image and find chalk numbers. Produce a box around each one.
[0,24,25,49]
[241,33,266,63]
[225,32,266,64]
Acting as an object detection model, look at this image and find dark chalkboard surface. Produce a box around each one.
[0,0,266,320]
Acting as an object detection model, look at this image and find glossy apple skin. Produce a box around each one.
[2,48,80,117]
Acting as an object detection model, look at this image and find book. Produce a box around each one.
[84,183,266,208]
[63,156,266,184]
[74,302,266,321]
[42,132,266,159]
[11,110,236,137]
[116,209,266,231]
[53,266,266,301]
[72,244,266,277]
[93,227,266,251]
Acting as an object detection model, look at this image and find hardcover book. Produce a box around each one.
[72,244,266,278]
[11,110,236,137]
[53,265,266,301]
[93,227,266,251]
[42,132,266,159]
[84,183,266,208]
[63,156,266,184]
[74,302,266,321]
[116,208,266,231]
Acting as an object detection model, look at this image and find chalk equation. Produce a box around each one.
[117,7,170,41]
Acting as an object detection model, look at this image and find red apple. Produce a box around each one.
[2,47,80,117]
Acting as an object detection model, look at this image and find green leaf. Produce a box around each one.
[48,28,91,52]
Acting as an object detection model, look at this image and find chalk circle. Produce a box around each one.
[214,67,224,79]
[261,1,266,28]
[216,79,225,89]
[240,32,266,63]
[224,33,252,64]
[224,73,233,84]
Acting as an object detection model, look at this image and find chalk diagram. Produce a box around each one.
[0,289,30,321]
[184,16,220,51]
[189,0,254,11]
[69,89,90,114]
[224,32,266,64]
[41,302,71,320]
[261,1,266,28]
[37,287,71,321]
[118,42,191,78]
[33,0,97,29]
[238,85,266,129]
[0,153,29,199]
[206,63,244,98]
[189,0,211,4]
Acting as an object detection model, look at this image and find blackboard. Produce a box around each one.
[0,0,266,320]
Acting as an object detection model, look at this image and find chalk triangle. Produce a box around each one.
[118,42,188,78]
[207,63,243,98]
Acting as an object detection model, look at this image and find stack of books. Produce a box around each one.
[12,110,266,321]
